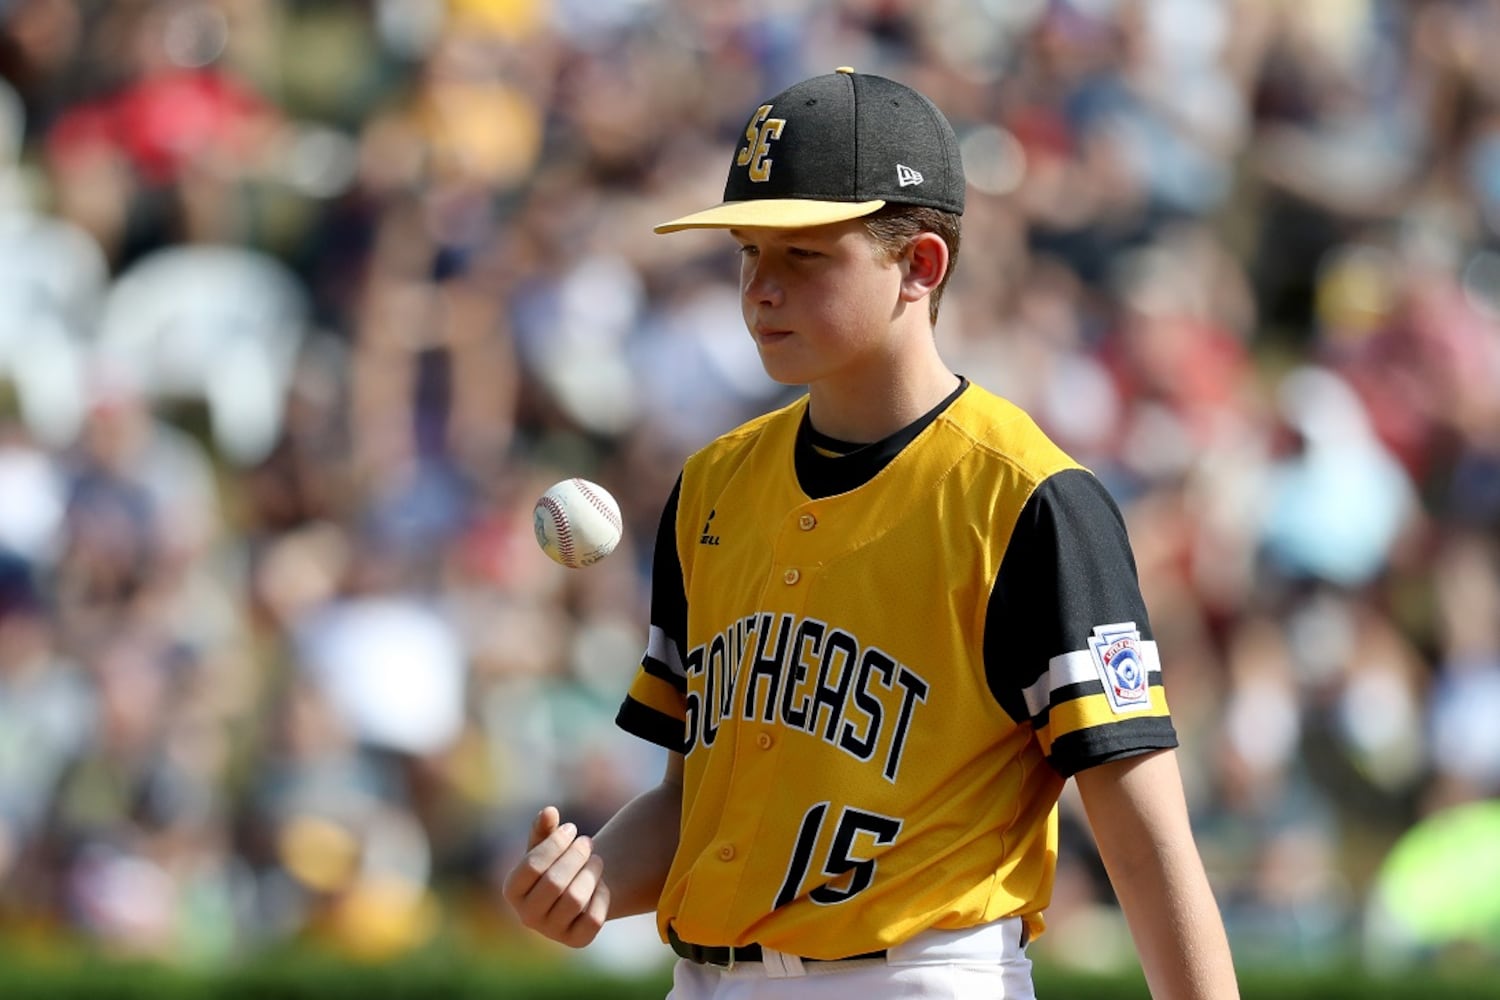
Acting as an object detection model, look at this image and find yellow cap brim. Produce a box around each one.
[653,199,887,234]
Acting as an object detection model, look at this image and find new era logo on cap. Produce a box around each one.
[653,67,965,233]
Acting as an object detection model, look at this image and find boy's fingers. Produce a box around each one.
[577,857,611,928]
[558,857,610,948]
[536,835,594,914]
[548,850,605,936]
[503,822,580,905]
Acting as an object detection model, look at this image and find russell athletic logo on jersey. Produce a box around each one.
[699,510,720,546]
[682,612,929,781]
[1088,622,1151,714]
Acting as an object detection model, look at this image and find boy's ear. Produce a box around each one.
[899,232,949,304]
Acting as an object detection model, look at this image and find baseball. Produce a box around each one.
[533,478,624,569]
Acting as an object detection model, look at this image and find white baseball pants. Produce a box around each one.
[667,915,1034,999]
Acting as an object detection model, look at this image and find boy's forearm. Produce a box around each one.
[1116,852,1240,999]
[590,775,683,920]
[1075,751,1240,999]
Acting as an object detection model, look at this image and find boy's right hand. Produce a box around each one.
[501,806,611,948]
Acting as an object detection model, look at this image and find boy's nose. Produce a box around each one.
[743,266,783,307]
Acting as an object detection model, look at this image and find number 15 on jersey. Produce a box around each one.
[774,803,903,909]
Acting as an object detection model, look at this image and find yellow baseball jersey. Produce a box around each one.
[616,379,1176,959]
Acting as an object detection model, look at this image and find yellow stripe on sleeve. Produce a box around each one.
[1036,687,1170,745]
[628,670,686,721]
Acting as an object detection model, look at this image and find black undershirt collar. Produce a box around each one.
[795,377,969,500]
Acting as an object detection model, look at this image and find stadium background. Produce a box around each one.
[0,0,1497,995]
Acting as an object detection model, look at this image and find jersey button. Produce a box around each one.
[756,732,774,750]
[783,568,800,585]
[718,843,736,862]
[798,513,817,531]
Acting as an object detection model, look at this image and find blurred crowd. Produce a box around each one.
[0,0,1498,976]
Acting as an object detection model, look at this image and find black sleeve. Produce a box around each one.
[614,474,691,751]
[642,473,688,691]
[983,468,1176,775]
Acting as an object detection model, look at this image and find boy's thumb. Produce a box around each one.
[529,806,561,849]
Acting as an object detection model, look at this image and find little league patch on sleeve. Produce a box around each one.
[1088,623,1151,714]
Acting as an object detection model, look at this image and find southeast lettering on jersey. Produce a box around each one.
[682,612,929,781]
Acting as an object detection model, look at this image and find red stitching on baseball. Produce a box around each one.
[539,494,574,564]
[573,479,622,532]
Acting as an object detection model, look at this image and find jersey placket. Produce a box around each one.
[707,500,830,928]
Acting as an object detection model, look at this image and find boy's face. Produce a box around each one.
[730,219,907,388]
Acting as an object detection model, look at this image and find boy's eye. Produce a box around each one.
[734,244,821,259]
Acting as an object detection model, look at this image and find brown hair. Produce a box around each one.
[862,204,963,324]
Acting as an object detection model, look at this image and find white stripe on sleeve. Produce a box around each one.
[1021,641,1161,719]
[645,624,686,680]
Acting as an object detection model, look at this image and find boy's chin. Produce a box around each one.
[758,363,814,387]
[755,348,818,387]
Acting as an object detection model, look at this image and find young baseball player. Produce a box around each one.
[504,68,1241,999]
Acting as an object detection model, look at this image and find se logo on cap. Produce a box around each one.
[737,105,786,183]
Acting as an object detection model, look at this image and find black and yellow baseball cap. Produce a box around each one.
[654,67,965,233]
